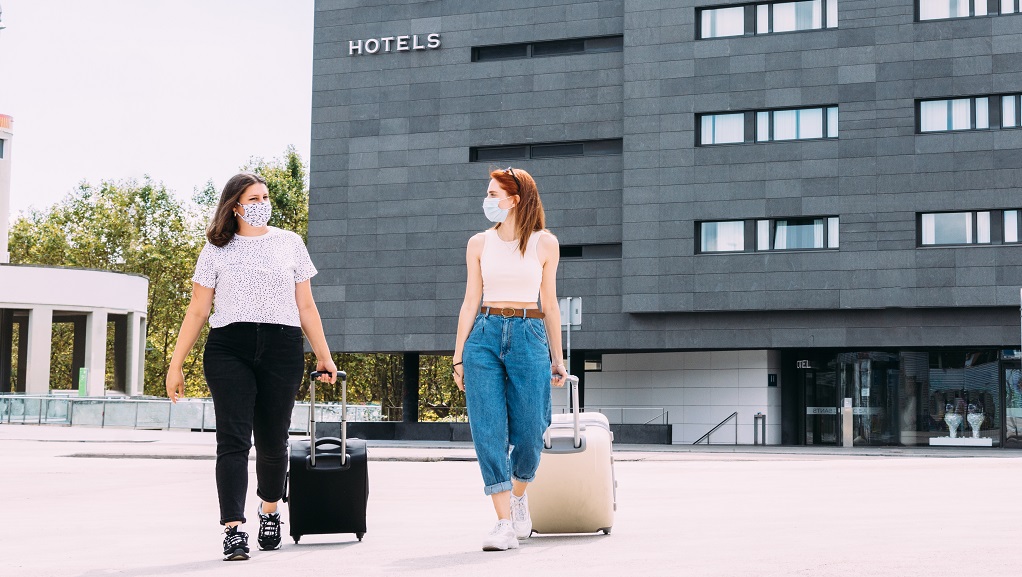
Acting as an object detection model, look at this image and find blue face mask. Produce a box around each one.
[483,197,509,223]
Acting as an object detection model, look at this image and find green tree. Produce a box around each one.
[8,178,207,395]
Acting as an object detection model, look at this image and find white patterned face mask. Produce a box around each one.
[237,200,272,227]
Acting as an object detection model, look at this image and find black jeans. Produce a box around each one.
[204,322,305,525]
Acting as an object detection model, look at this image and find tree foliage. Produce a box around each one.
[7,150,464,419]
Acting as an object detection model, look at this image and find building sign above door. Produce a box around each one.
[796,360,818,369]
[349,34,441,55]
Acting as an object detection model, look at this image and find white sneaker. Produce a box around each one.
[481,519,519,551]
[510,493,532,540]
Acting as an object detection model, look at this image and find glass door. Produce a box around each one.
[804,368,838,445]
[1004,362,1022,448]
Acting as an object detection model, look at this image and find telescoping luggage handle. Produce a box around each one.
[543,375,583,452]
[309,370,348,467]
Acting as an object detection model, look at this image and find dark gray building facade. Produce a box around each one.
[310,0,1022,447]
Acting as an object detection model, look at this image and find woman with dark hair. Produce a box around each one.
[165,172,337,561]
[452,167,567,551]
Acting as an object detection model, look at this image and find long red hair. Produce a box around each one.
[489,167,545,256]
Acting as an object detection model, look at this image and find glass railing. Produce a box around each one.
[0,394,382,432]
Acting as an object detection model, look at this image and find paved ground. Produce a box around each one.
[4,425,1020,577]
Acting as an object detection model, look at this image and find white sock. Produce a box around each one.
[511,492,526,502]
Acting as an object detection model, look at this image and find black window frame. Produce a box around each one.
[755,216,840,251]
[915,0,1005,21]
[471,35,624,62]
[696,0,839,40]
[916,210,995,246]
[470,139,623,162]
[696,105,839,146]
[916,96,995,133]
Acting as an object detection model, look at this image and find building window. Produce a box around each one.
[700,221,746,252]
[698,0,838,39]
[559,244,623,260]
[920,212,991,245]
[472,35,623,62]
[919,98,989,132]
[0,139,4,159]
[1002,95,1021,128]
[470,139,622,162]
[918,0,994,19]
[757,217,839,250]
[1005,210,1019,243]
[698,106,837,145]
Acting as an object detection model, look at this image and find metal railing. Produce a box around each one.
[693,411,738,445]
[0,394,382,432]
[559,406,669,425]
[381,406,469,422]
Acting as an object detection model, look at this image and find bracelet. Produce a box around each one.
[453,361,463,367]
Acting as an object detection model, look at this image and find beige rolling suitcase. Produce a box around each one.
[528,375,617,535]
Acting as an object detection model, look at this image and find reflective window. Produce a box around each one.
[699,0,837,39]
[919,0,996,19]
[470,139,623,162]
[756,217,838,250]
[920,211,991,245]
[756,106,837,142]
[472,35,624,61]
[700,113,746,145]
[701,6,746,38]
[1005,210,1019,243]
[919,97,989,132]
[700,221,745,252]
[1002,95,1021,128]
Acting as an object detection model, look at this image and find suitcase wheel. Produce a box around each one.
[601,528,612,535]
[356,533,364,541]
[293,536,301,544]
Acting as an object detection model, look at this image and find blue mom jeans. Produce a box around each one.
[463,313,553,495]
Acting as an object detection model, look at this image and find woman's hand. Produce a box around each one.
[551,363,568,387]
[315,357,338,384]
[166,369,185,403]
[452,361,465,392]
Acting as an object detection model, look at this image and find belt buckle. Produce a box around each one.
[499,307,516,318]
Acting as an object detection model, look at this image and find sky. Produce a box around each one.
[0,0,314,215]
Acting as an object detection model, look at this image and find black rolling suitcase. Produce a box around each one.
[284,370,368,543]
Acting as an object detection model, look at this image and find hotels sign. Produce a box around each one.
[349,34,441,55]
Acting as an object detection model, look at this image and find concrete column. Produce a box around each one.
[84,310,108,396]
[125,312,143,396]
[24,306,53,394]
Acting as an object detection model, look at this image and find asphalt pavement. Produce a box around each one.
[4,424,1019,577]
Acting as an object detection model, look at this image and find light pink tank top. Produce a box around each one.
[480,228,545,302]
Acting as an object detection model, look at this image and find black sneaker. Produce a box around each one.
[222,526,250,561]
[257,509,283,551]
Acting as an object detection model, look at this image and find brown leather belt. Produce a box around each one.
[479,306,545,319]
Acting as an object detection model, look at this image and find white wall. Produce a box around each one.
[574,350,783,444]
[0,117,12,264]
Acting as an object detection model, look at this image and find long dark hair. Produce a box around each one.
[206,172,267,247]
[490,167,545,256]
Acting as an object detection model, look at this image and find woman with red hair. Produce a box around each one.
[452,167,568,551]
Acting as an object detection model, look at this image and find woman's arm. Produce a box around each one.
[296,280,338,384]
[165,283,214,402]
[452,234,485,391]
[538,233,567,386]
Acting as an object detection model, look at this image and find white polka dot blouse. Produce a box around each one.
[191,226,318,328]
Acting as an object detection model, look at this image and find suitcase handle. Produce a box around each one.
[309,370,348,467]
[544,375,581,450]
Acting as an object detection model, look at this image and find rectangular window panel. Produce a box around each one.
[798,108,824,139]
[757,111,770,142]
[919,0,970,19]
[473,44,529,61]
[531,143,585,158]
[828,216,840,248]
[920,100,949,132]
[827,0,838,27]
[1002,0,1016,14]
[584,139,624,155]
[827,106,839,137]
[975,97,989,129]
[922,212,973,245]
[532,39,585,57]
[701,113,746,145]
[773,0,822,33]
[701,221,745,252]
[701,7,746,38]
[584,36,624,52]
[1005,210,1019,243]
[757,220,770,250]
[773,110,798,140]
[977,211,991,243]
[1003,95,1018,128]
[757,5,770,34]
[951,98,971,130]
[473,146,529,162]
[975,0,988,15]
[775,218,825,250]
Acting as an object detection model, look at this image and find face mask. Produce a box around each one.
[237,200,272,227]
[483,197,510,223]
